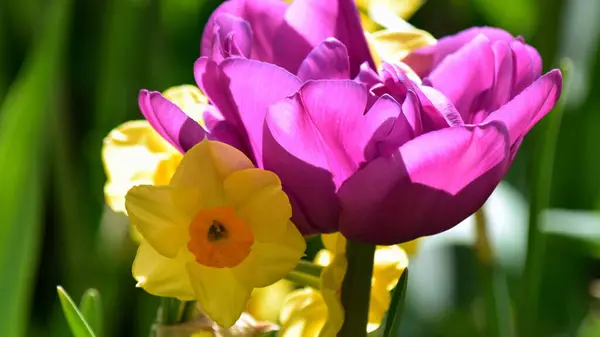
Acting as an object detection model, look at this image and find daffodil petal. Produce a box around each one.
[228,170,292,242]
[368,279,392,331]
[102,120,175,214]
[170,140,254,208]
[372,245,408,290]
[279,288,327,337]
[234,221,306,288]
[125,185,190,258]
[371,29,436,62]
[319,234,347,337]
[132,241,195,300]
[187,263,252,328]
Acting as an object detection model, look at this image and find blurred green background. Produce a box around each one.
[1,0,599,336]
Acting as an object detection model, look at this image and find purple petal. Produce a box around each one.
[404,27,515,77]
[484,70,562,150]
[138,90,206,153]
[425,34,496,123]
[354,61,381,88]
[263,80,369,233]
[201,0,289,63]
[338,122,510,244]
[274,0,375,76]
[510,40,542,96]
[209,14,253,63]
[215,58,302,165]
[297,38,350,81]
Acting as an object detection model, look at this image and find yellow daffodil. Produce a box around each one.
[357,0,425,32]
[246,280,295,322]
[127,140,306,327]
[279,234,412,337]
[102,85,207,240]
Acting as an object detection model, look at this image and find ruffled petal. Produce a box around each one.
[201,0,289,63]
[209,14,254,62]
[102,120,178,214]
[338,122,510,244]
[484,70,562,149]
[263,80,369,232]
[297,38,350,81]
[187,263,253,328]
[132,241,195,300]
[125,185,191,258]
[213,58,302,165]
[138,90,206,152]
[425,34,496,123]
[274,0,375,76]
[404,26,515,77]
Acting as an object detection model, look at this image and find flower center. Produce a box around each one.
[187,206,254,268]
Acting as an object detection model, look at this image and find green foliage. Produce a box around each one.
[57,287,96,337]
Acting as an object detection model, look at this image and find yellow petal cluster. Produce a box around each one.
[279,234,415,337]
[127,140,306,327]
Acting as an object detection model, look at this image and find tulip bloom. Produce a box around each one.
[140,0,562,244]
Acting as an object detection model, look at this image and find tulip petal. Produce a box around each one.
[125,185,191,257]
[210,14,253,62]
[170,140,254,209]
[404,27,515,77]
[275,0,375,76]
[484,70,562,149]
[138,90,206,152]
[233,221,306,287]
[263,80,368,232]
[510,40,542,96]
[187,263,252,328]
[297,38,350,81]
[425,34,496,123]
[338,122,510,244]
[216,58,302,165]
[133,241,195,300]
[201,0,289,63]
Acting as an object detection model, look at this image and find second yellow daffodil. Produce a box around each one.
[127,140,306,327]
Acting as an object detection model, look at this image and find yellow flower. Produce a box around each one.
[127,140,306,328]
[279,234,412,337]
[246,280,295,322]
[102,85,207,240]
[357,0,425,32]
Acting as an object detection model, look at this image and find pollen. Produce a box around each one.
[187,206,254,268]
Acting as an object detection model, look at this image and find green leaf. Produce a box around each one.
[79,289,103,337]
[57,286,96,337]
[382,269,409,337]
[0,0,71,335]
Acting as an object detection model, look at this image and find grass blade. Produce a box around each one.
[382,269,409,337]
[57,286,96,337]
[79,289,103,337]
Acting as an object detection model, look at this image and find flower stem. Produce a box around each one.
[338,240,375,337]
[518,59,571,337]
[285,270,321,289]
[474,209,509,337]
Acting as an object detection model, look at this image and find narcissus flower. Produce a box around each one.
[127,140,306,327]
[279,233,410,336]
[356,0,425,32]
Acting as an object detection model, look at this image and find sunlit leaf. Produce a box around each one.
[57,286,96,337]
[79,289,103,337]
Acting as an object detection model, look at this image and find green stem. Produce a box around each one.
[178,301,196,323]
[295,259,324,277]
[338,240,376,337]
[159,298,181,325]
[518,59,571,337]
[474,209,505,337]
[285,270,321,289]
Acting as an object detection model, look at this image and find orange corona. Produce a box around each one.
[187,206,254,268]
